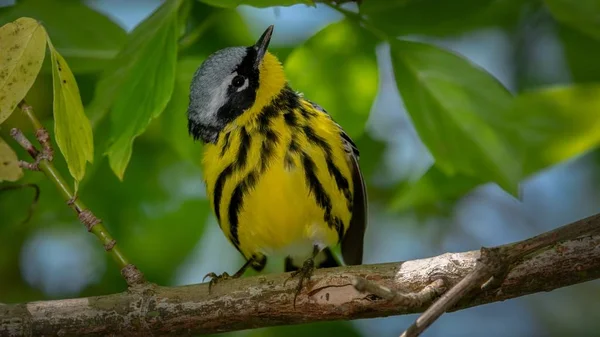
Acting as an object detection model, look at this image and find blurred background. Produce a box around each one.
[1,0,600,336]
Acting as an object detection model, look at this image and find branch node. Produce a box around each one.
[35,128,54,162]
[10,128,39,159]
[78,210,101,232]
[10,127,54,170]
[18,159,41,171]
[104,239,116,251]
[121,264,146,287]
[66,195,81,213]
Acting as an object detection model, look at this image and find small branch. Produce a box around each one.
[9,101,145,287]
[400,212,600,337]
[1,221,599,336]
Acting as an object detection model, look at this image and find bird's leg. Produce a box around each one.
[285,245,320,307]
[203,257,254,293]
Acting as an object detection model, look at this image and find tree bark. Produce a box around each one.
[1,232,599,337]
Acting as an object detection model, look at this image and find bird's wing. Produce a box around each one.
[340,130,367,265]
[307,99,367,265]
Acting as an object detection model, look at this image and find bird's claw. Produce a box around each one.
[284,258,315,308]
[203,271,231,293]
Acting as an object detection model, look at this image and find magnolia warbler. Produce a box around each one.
[187,25,368,301]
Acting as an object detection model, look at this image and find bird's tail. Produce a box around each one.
[284,247,340,272]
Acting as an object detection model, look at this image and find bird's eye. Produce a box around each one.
[232,75,245,88]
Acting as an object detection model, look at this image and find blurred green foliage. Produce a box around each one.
[0,0,127,73]
[391,39,520,195]
[285,19,378,138]
[90,0,181,179]
[1,0,600,335]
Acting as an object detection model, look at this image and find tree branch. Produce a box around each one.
[399,209,600,337]
[9,101,145,287]
[2,213,599,337]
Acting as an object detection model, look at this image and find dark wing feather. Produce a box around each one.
[341,144,367,265]
[305,99,367,265]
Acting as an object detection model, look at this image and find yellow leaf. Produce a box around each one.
[46,36,94,182]
[0,17,46,124]
[0,136,23,182]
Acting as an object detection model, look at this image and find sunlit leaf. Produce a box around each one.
[162,57,205,165]
[47,37,94,183]
[0,0,127,73]
[88,0,182,180]
[0,136,23,182]
[391,165,483,211]
[198,0,314,8]
[285,19,378,138]
[510,84,600,175]
[360,0,525,37]
[546,0,600,40]
[393,84,600,209]
[390,40,520,195]
[0,17,46,124]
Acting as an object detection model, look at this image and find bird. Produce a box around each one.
[186,25,367,303]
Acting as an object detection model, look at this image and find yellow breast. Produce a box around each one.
[202,98,353,261]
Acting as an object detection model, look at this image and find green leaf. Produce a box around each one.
[545,0,600,40]
[0,0,127,73]
[510,84,600,175]
[0,17,46,124]
[89,0,182,180]
[162,57,205,164]
[360,0,526,37]
[47,37,94,183]
[198,0,314,8]
[285,19,378,138]
[391,165,483,211]
[180,2,252,57]
[390,40,521,195]
[0,136,23,182]
[393,84,600,210]
[557,23,600,83]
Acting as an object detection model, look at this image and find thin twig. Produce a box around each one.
[399,212,600,337]
[9,101,145,287]
[400,262,492,337]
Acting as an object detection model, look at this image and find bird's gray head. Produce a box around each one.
[187,25,274,143]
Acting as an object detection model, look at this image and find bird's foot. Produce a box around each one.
[203,271,232,293]
[284,257,315,307]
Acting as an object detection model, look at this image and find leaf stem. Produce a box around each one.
[15,101,145,286]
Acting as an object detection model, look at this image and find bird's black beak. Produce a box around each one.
[253,25,274,69]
